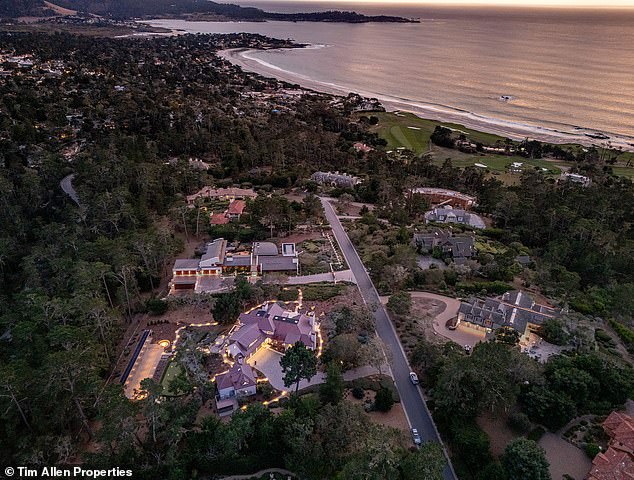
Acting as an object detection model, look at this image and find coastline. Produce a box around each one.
[220,47,634,152]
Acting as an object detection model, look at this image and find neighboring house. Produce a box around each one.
[186,186,257,205]
[311,171,361,189]
[353,142,373,154]
[424,206,486,229]
[560,172,592,187]
[170,238,299,291]
[210,199,246,225]
[226,301,317,361]
[226,199,246,220]
[455,291,559,340]
[216,362,257,400]
[413,229,476,263]
[588,412,634,480]
[411,187,476,209]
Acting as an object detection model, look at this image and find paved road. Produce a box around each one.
[60,173,81,206]
[321,198,457,480]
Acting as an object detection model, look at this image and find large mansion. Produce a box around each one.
[171,238,299,292]
[227,301,317,361]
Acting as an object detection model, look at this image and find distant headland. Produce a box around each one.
[1,0,419,23]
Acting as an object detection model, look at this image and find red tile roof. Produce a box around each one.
[588,447,634,480]
[606,412,634,437]
[588,412,634,480]
[210,213,229,225]
[227,199,246,215]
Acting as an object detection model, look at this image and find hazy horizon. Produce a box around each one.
[242,0,634,8]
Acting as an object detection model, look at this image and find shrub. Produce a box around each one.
[352,386,365,399]
[374,386,394,412]
[527,426,546,442]
[278,288,299,302]
[302,284,346,301]
[387,291,412,315]
[609,320,634,353]
[540,318,569,346]
[258,382,274,400]
[508,412,532,433]
[147,298,168,315]
[585,443,601,459]
[455,281,513,295]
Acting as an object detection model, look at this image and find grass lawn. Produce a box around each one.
[367,111,511,155]
[160,361,183,396]
[435,153,561,174]
[611,165,634,178]
[367,111,634,179]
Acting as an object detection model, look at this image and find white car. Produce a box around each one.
[409,372,419,385]
[411,428,422,446]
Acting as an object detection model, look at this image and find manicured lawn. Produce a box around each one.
[160,361,183,395]
[435,154,561,174]
[371,112,434,154]
[367,111,634,179]
[611,165,634,178]
[368,111,511,155]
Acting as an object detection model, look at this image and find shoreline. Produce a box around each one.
[220,47,634,152]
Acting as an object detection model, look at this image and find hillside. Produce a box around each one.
[0,0,52,17]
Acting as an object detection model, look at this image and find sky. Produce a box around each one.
[266,0,634,6]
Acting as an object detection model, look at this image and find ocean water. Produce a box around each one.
[148,5,634,146]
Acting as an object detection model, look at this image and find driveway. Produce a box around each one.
[539,432,591,480]
[286,269,356,285]
[248,346,388,391]
[412,290,486,349]
[249,347,325,391]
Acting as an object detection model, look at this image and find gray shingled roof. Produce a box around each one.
[253,241,279,256]
[258,255,297,272]
[173,259,200,270]
[459,291,558,333]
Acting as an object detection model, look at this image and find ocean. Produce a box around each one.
[147,4,634,148]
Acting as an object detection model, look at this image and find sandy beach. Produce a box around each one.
[220,47,634,152]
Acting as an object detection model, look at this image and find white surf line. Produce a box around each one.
[221,47,634,152]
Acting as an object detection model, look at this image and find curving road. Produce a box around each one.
[60,173,81,206]
[320,197,457,480]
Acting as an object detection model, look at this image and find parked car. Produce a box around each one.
[409,372,419,385]
[411,428,422,446]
